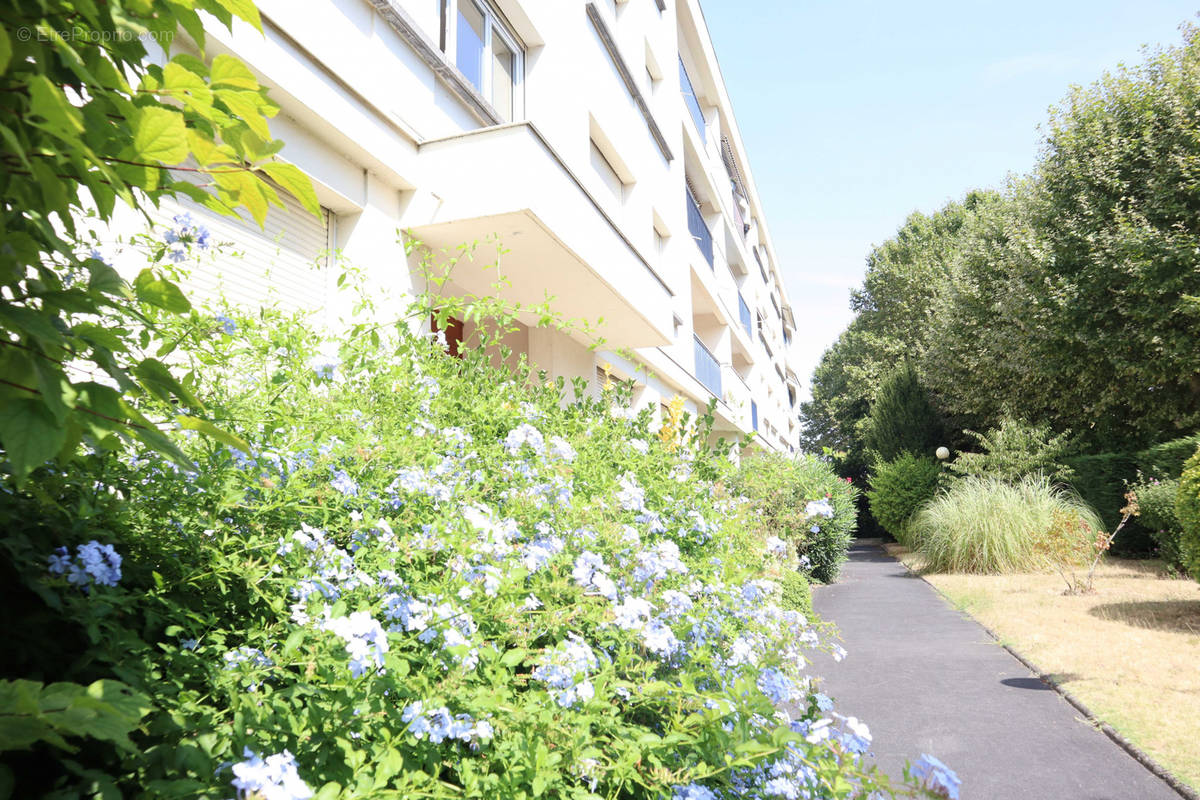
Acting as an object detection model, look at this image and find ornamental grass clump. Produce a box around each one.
[909,476,1102,574]
[0,263,945,797]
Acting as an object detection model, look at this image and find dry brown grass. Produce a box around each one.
[888,544,1200,790]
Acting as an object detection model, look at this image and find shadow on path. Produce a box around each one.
[810,541,1183,800]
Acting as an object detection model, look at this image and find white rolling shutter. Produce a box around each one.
[154,176,332,316]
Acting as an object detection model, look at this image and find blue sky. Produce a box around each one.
[701,1,1199,398]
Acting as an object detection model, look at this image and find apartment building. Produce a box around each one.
[136,0,805,452]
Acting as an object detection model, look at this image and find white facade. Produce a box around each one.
[142,0,805,451]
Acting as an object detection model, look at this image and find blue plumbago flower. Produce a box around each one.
[616,473,646,512]
[320,611,388,678]
[48,541,122,589]
[833,714,872,755]
[611,596,653,631]
[216,314,238,335]
[765,536,789,557]
[532,635,598,708]
[230,747,312,800]
[520,534,564,573]
[402,702,493,745]
[504,423,546,456]
[659,589,693,619]
[673,784,720,800]
[804,498,835,519]
[629,438,649,454]
[912,754,961,799]
[757,667,799,705]
[162,213,211,263]
[641,617,680,658]
[330,469,358,497]
[632,540,689,585]
[224,646,273,670]
[548,435,576,462]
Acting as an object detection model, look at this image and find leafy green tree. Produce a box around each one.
[802,197,978,467]
[1027,26,1200,446]
[0,0,317,483]
[863,362,946,462]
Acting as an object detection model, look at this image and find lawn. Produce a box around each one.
[888,544,1200,791]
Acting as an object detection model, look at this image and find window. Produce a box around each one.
[444,0,523,121]
[679,57,705,142]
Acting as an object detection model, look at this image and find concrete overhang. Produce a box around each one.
[410,123,673,349]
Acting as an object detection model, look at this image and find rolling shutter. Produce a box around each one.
[153,176,333,316]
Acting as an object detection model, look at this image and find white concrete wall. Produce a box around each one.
[101,0,805,451]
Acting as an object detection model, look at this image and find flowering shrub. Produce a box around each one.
[0,281,947,797]
[730,453,859,583]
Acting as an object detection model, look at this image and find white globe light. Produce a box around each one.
[936,446,950,461]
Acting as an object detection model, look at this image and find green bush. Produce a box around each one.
[1066,434,1200,556]
[1178,446,1200,582]
[947,416,1075,484]
[909,476,1103,574]
[0,283,906,798]
[1129,475,1185,571]
[862,363,946,462]
[866,453,942,546]
[779,571,814,619]
[731,453,859,584]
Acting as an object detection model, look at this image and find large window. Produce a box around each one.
[444,0,523,121]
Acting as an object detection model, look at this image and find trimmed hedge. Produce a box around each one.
[1131,477,1185,570]
[1066,434,1200,556]
[1178,446,1200,581]
[866,454,942,546]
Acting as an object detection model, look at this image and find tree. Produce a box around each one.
[0,0,318,483]
[863,363,946,462]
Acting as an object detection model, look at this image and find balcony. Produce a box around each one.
[738,292,752,338]
[693,336,722,398]
[679,57,706,143]
[687,188,714,269]
[410,123,673,349]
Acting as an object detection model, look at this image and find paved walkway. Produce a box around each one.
[809,539,1181,800]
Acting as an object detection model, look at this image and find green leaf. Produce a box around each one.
[134,270,192,313]
[132,107,188,165]
[163,62,213,112]
[216,89,273,139]
[0,398,65,483]
[259,162,320,216]
[27,75,85,140]
[500,648,528,667]
[177,415,249,452]
[134,358,202,409]
[312,783,342,800]
[210,54,260,89]
[0,23,11,76]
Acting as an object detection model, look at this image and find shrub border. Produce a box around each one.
[882,542,1199,800]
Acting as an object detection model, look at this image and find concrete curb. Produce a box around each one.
[885,545,1200,800]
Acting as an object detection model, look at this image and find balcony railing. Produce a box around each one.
[687,189,714,269]
[679,58,705,143]
[693,336,722,398]
[738,293,752,338]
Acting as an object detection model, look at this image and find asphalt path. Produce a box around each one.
[809,539,1182,800]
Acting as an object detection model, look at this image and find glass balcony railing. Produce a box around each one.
[738,293,752,338]
[693,336,722,398]
[687,189,714,269]
[679,57,705,143]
